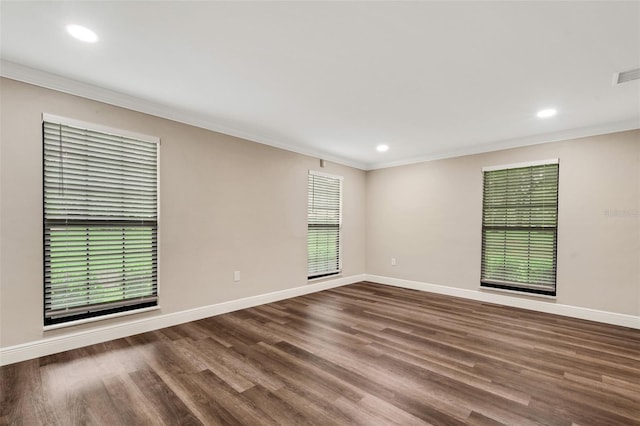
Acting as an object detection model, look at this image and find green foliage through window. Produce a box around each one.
[481,162,559,295]
[308,171,342,279]
[43,117,158,324]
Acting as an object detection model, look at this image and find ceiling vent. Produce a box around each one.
[614,68,640,85]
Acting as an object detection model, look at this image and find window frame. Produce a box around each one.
[307,170,343,280]
[480,159,559,296]
[42,113,160,326]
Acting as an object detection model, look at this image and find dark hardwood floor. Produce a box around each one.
[1,281,639,425]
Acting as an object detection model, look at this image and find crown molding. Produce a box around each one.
[2,60,638,172]
[365,119,640,170]
[0,60,366,170]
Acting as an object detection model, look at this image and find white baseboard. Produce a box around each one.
[0,274,364,366]
[3,273,636,366]
[365,275,640,330]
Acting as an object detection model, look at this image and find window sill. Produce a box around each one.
[43,306,160,331]
[479,286,557,300]
[308,273,342,283]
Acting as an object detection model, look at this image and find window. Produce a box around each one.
[481,160,559,296]
[308,171,342,279]
[43,114,159,325]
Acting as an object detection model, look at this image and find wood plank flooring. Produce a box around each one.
[1,281,639,425]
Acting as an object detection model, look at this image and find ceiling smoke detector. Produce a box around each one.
[613,68,640,85]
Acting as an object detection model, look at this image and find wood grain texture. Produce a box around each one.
[1,282,639,425]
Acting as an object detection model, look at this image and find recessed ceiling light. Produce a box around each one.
[376,144,389,152]
[537,108,557,118]
[66,24,98,43]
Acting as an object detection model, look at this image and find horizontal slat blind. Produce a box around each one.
[43,119,159,324]
[308,171,342,279]
[481,163,559,295]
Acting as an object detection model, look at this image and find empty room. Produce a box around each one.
[1,1,639,425]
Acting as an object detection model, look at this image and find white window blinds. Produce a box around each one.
[308,171,342,279]
[43,115,159,324]
[481,160,559,296]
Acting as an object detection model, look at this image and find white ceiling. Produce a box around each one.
[1,1,639,170]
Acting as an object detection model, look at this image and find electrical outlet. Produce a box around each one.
[391,258,397,266]
[234,271,240,282]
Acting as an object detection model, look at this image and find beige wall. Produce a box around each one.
[1,76,638,351]
[366,130,640,316]
[0,78,366,347]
